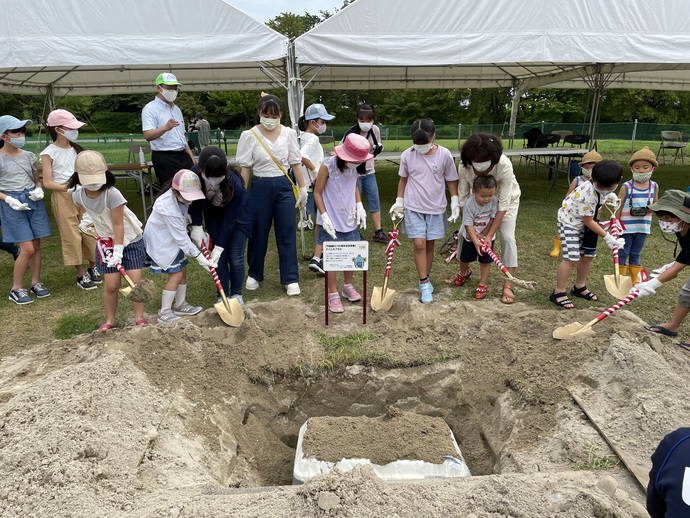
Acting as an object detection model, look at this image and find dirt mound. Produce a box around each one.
[0,292,687,516]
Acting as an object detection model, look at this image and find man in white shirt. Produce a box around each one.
[142,73,196,186]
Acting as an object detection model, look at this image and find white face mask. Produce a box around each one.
[472,160,492,172]
[358,122,373,132]
[61,129,79,142]
[9,136,25,149]
[594,186,614,197]
[83,183,103,192]
[315,123,327,135]
[345,162,359,170]
[413,143,433,155]
[659,220,684,234]
[203,174,224,187]
[260,117,280,131]
[160,88,178,103]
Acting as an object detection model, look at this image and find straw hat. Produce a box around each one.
[580,149,602,166]
[628,146,658,168]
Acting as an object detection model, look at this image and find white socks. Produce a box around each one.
[175,284,187,307]
[161,290,176,312]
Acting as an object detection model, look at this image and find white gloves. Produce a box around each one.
[321,212,337,239]
[210,245,224,265]
[356,201,367,230]
[632,277,662,298]
[195,252,217,273]
[106,245,124,267]
[189,225,204,248]
[605,193,618,205]
[184,213,192,225]
[448,195,460,223]
[603,233,625,250]
[295,186,308,208]
[79,213,94,233]
[4,195,30,211]
[389,197,404,219]
[28,187,44,201]
[651,262,675,278]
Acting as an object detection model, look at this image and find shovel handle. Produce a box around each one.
[383,228,400,278]
[98,242,135,289]
[594,291,639,323]
[200,241,224,294]
[483,244,511,278]
[609,215,621,267]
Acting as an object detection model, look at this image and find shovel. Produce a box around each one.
[371,212,403,312]
[553,291,639,339]
[602,200,633,299]
[481,243,536,290]
[200,240,244,327]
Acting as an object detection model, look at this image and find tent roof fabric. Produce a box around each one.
[294,0,690,91]
[0,0,289,95]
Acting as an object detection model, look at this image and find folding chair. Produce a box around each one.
[657,131,687,165]
[563,134,590,148]
[551,130,573,140]
[525,133,560,176]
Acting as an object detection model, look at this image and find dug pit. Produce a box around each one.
[1,294,689,516]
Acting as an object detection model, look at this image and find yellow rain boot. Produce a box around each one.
[549,235,561,257]
[629,265,642,286]
[619,265,628,276]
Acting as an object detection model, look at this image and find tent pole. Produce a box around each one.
[286,42,303,130]
[509,82,527,148]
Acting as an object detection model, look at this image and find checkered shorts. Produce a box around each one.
[557,221,597,262]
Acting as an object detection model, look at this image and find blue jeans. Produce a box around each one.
[619,232,647,266]
[206,216,248,296]
[357,173,381,213]
[247,175,299,285]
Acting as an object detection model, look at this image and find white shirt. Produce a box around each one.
[39,144,77,185]
[143,189,200,269]
[236,126,302,178]
[300,131,324,185]
[457,154,521,214]
[142,97,187,152]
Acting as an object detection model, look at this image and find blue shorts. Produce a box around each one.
[459,238,495,264]
[149,250,189,274]
[357,173,381,213]
[402,210,448,240]
[0,189,52,243]
[306,191,316,216]
[96,237,146,274]
[316,226,361,246]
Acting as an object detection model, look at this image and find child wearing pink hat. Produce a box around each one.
[313,133,372,313]
[143,169,218,323]
[41,109,100,290]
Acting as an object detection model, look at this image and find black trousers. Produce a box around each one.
[151,149,194,187]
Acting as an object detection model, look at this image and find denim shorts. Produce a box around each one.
[0,189,52,243]
[357,173,381,213]
[402,210,448,240]
[306,192,316,216]
[96,237,146,274]
[316,226,361,246]
[149,249,189,274]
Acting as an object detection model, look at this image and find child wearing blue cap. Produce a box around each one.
[0,115,52,304]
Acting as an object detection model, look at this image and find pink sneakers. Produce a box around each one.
[328,293,344,313]
[341,284,362,302]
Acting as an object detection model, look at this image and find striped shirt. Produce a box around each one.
[619,179,658,234]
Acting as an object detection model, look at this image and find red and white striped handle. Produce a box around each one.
[200,241,223,293]
[594,291,639,323]
[609,215,620,265]
[383,228,400,278]
[482,244,509,275]
[97,241,128,278]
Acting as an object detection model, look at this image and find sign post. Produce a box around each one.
[322,241,369,326]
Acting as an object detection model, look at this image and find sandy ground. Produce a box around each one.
[1,289,688,517]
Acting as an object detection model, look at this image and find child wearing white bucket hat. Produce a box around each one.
[143,169,218,323]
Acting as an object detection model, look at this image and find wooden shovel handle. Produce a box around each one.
[98,242,135,289]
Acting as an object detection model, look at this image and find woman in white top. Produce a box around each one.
[457,132,521,304]
[236,95,307,296]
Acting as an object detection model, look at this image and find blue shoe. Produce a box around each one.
[419,281,433,303]
[9,288,33,305]
[30,283,51,298]
[231,294,244,307]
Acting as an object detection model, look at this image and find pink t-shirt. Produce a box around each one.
[399,145,458,215]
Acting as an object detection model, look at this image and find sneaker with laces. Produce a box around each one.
[77,274,97,290]
[246,276,259,290]
[373,229,388,243]
[286,283,300,296]
[87,267,102,284]
[341,284,362,302]
[30,283,51,298]
[157,309,180,323]
[173,301,203,316]
[328,294,344,313]
[309,257,325,275]
[420,281,433,303]
[9,288,33,305]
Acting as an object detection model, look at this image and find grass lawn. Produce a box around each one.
[1,138,688,353]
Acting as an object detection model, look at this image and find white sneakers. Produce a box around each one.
[246,276,259,290]
[246,277,300,296]
[286,283,300,296]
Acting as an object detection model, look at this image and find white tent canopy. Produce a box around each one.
[0,0,290,97]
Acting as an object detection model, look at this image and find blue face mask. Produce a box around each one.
[9,136,25,149]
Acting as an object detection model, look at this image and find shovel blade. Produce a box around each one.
[214,298,244,327]
[552,321,596,340]
[371,286,396,312]
[604,274,633,300]
[119,286,132,297]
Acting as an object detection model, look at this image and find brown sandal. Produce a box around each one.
[501,283,515,304]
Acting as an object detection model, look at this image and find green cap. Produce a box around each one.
[155,73,182,86]
[649,189,690,223]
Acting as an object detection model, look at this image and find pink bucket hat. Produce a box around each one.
[46,109,86,129]
[334,133,374,163]
[172,169,205,201]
